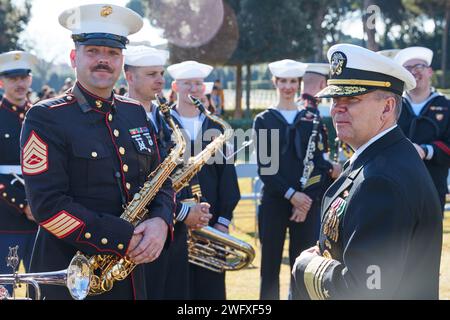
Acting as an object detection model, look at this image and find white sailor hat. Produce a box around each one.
[167,61,213,80]
[316,43,416,98]
[124,45,170,67]
[268,59,307,78]
[0,51,38,77]
[394,46,433,67]
[204,82,214,95]
[377,49,401,59]
[58,4,144,49]
[305,63,330,77]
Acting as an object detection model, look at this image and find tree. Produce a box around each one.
[403,0,450,87]
[0,0,31,52]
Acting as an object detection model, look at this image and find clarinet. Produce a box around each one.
[300,112,321,190]
[332,137,340,163]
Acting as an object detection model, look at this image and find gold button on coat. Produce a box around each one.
[123,164,129,172]
[119,147,125,155]
[92,152,98,158]
[118,244,124,250]
[108,114,113,122]
[85,233,92,239]
[126,183,131,190]
[101,238,108,245]
[114,130,120,137]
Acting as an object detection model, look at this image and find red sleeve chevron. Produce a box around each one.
[22,131,48,175]
[41,211,83,239]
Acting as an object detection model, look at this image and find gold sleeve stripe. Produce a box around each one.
[42,213,70,230]
[315,259,333,300]
[41,211,83,239]
[304,175,322,189]
[304,256,334,300]
[54,221,81,238]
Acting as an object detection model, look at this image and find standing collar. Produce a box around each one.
[71,81,115,113]
[0,96,31,120]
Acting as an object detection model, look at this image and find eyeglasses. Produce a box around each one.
[404,63,429,73]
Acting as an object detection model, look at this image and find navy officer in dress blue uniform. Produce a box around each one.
[124,47,212,299]
[394,47,450,213]
[253,60,340,300]
[167,61,241,300]
[293,44,442,300]
[0,51,38,278]
[20,4,175,300]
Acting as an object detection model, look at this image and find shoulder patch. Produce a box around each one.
[22,131,48,176]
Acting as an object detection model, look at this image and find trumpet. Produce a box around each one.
[0,248,91,300]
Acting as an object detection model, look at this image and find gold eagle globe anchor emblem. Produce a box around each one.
[100,6,113,17]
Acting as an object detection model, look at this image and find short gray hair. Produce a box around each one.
[375,90,403,120]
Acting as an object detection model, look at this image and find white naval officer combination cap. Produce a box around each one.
[394,46,434,67]
[268,59,307,78]
[58,4,144,49]
[305,63,330,77]
[0,51,38,77]
[124,45,170,67]
[167,61,213,80]
[316,43,416,98]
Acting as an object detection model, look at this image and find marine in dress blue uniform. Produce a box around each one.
[168,61,241,300]
[394,47,450,212]
[293,44,442,300]
[0,51,38,280]
[254,59,337,300]
[20,4,175,300]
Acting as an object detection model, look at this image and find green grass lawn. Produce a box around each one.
[227,178,450,300]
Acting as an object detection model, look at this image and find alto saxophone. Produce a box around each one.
[170,95,255,273]
[86,95,186,295]
[300,112,320,191]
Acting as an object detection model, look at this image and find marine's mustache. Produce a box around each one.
[92,64,113,73]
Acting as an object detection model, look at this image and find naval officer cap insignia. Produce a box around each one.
[316,43,416,98]
[167,60,213,80]
[124,45,170,67]
[58,4,144,49]
[268,59,307,78]
[0,51,38,77]
[305,63,330,77]
[394,46,433,67]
